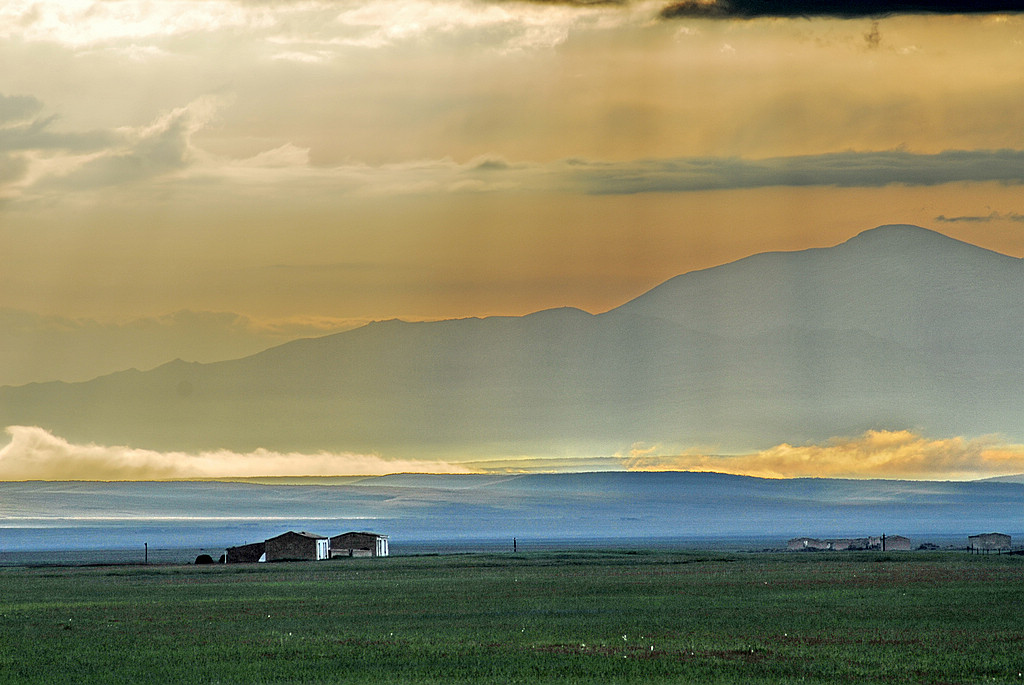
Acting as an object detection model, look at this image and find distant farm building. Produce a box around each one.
[788,537,831,551]
[225,541,267,563]
[330,532,389,558]
[969,532,1011,554]
[265,531,330,562]
[884,535,911,551]
[225,530,388,563]
[788,535,910,551]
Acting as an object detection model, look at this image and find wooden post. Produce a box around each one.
[144,542,148,564]
[513,537,517,553]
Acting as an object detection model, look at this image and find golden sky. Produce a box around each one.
[1,1,1024,478]
[2,3,1023,330]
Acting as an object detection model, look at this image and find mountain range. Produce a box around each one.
[1,224,1022,460]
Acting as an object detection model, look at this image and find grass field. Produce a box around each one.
[1,550,1023,683]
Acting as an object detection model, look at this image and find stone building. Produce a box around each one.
[225,529,387,563]
[264,531,330,561]
[330,531,389,557]
[968,532,1011,553]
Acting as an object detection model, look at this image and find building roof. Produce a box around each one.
[268,530,327,541]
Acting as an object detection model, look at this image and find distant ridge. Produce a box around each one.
[1,224,1022,460]
[3,472,1023,552]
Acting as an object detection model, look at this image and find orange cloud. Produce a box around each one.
[623,430,1024,480]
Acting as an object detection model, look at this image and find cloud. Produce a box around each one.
[0,426,474,480]
[11,120,1024,200]
[52,115,190,188]
[8,425,1024,481]
[213,147,1024,197]
[0,94,43,124]
[0,118,119,155]
[31,96,225,192]
[495,0,633,5]
[935,211,1024,223]
[0,93,210,197]
[659,0,1024,19]
[0,92,123,194]
[206,153,540,197]
[622,430,1024,480]
[187,147,1024,199]
[1,0,274,47]
[1,0,646,55]
[332,0,640,50]
[569,149,1024,194]
[0,154,28,185]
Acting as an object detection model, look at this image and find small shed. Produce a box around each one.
[225,541,266,563]
[330,531,389,558]
[265,531,330,562]
[968,532,1011,554]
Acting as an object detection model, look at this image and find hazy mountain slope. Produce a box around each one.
[615,224,1024,351]
[1,224,1021,458]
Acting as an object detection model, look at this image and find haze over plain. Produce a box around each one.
[3,1,1024,480]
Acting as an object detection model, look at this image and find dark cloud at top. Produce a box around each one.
[660,0,1024,19]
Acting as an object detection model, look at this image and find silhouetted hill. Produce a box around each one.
[1,224,1021,458]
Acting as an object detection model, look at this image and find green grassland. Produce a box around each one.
[1,550,1023,683]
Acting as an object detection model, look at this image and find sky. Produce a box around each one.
[2,0,1024,480]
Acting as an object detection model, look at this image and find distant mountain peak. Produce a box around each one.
[833,224,1020,266]
[842,224,964,248]
[522,306,593,319]
[852,223,940,238]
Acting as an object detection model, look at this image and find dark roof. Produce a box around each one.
[226,541,265,551]
[267,530,327,541]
